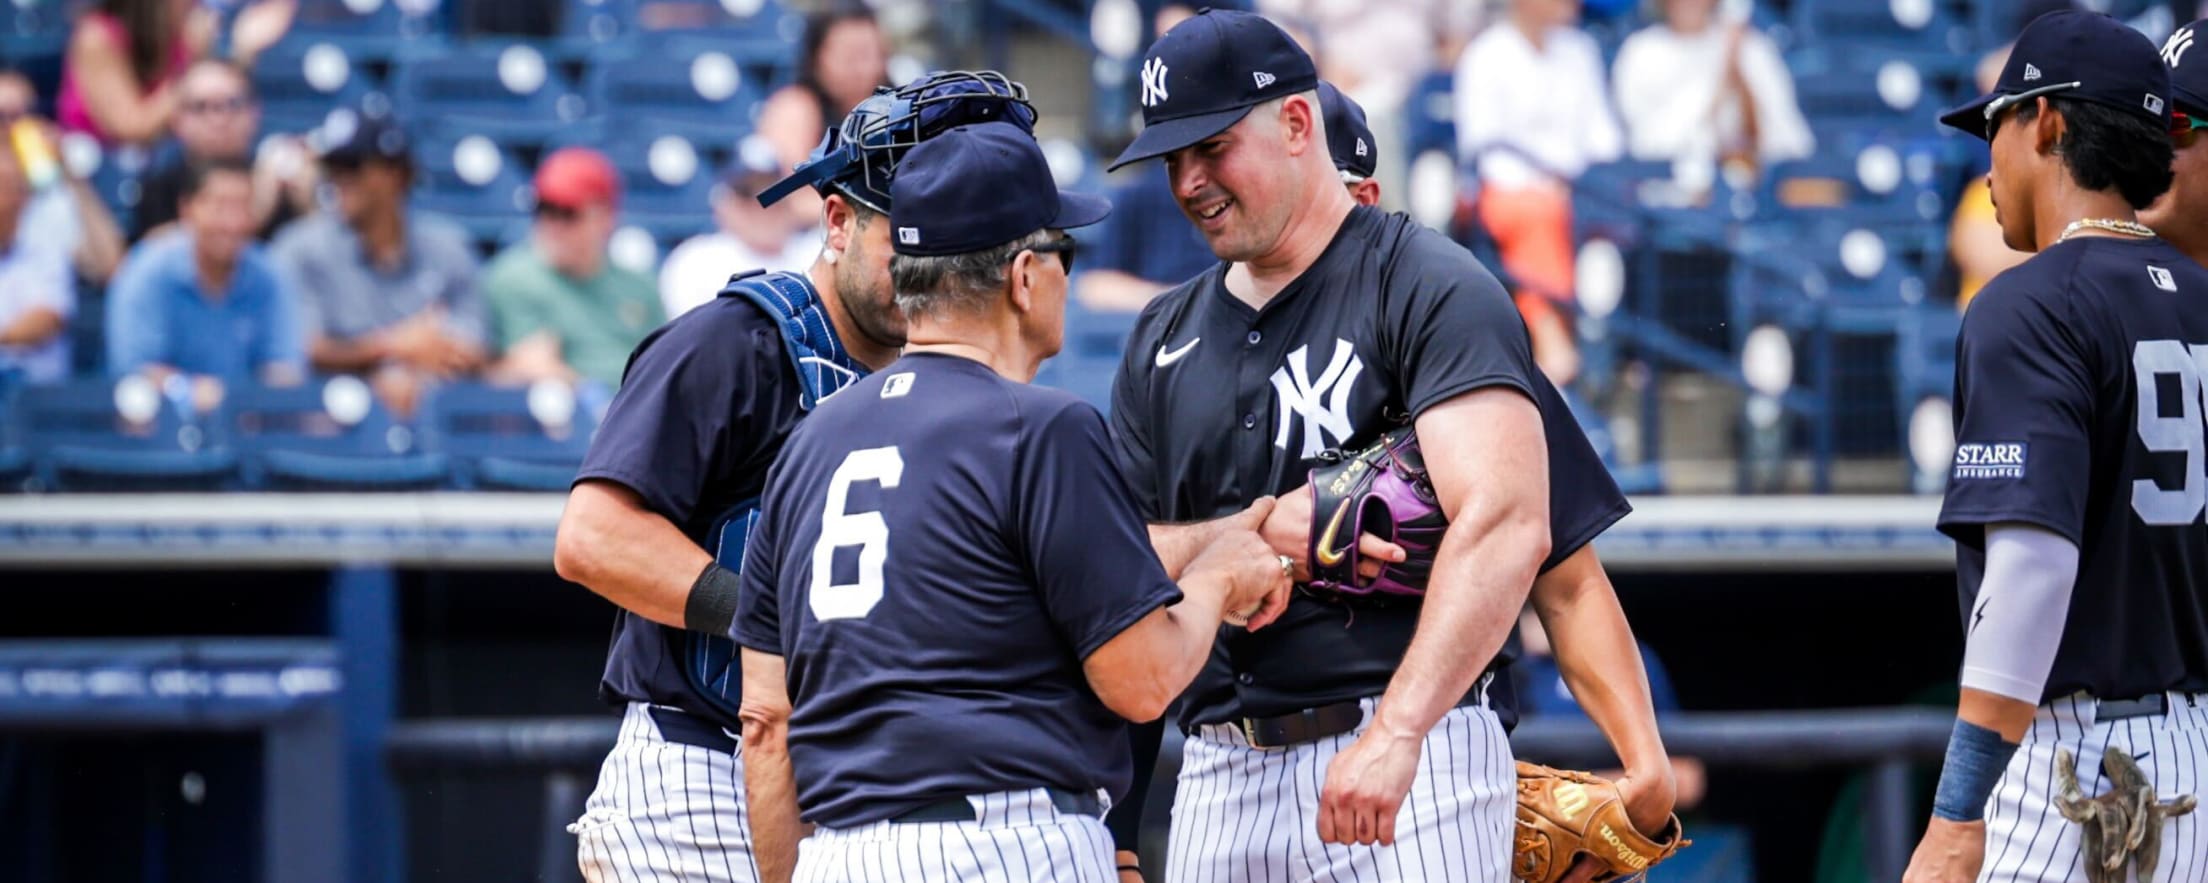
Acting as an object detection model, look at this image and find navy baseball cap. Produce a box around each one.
[889,122,1111,256]
[2163,20,2208,115]
[1940,9,2172,141]
[315,107,411,165]
[1108,9,1320,170]
[1318,81,1376,180]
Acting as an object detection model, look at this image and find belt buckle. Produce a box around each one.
[1240,717,1262,748]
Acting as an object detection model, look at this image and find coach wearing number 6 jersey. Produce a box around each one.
[733,120,1294,883]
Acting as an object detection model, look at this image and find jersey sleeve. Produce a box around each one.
[1382,227,1540,415]
[573,306,779,524]
[1937,275,2098,548]
[1108,302,1170,521]
[1014,397,1185,660]
[732,490,784,653]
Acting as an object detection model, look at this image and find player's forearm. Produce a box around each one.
[1530,552,1676,814]
[740,650,808,883]
[1371,510,1547,739]
[554,481,712,629]
[1147,519,1234,580]
[1086,585,1228,722]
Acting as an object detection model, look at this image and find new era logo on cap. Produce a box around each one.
[1355,137,1368,157]
[2024,63,2043,81]
[898,226,920,245]
[1253,71,1276,89]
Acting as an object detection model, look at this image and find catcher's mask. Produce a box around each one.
[757,70,1037,214]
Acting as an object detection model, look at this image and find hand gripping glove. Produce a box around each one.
[1306,429,1446,599]
[1512,762,1689,883]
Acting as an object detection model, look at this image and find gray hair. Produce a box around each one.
[890,228,1058,321]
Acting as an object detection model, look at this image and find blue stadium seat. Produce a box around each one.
[412,132,535,238]
[0,379,30,492]
[1792,0,1966,53]
[594,131,718,217]
[390,42,586,145]
[283,0,435,58]
[584,36,777,127]
[227,379,448,490]
[1045,301,1138,412]
[1401,70,1458,166]
[21,378,239,491]
[250,39,384,135]
[620,0,794,39]
[423,381,601,491]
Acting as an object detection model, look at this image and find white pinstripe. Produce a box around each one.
[1165,696,1516,883]
[793,788,1116,881]
[571,703,761,882]
[1979,692,2208,883]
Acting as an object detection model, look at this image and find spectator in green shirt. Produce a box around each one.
[483,147,662,388]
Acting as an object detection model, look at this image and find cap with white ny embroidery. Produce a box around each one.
[1940,9,2171,141]
[1108,8,1320,170]
[2161,19,2208,116]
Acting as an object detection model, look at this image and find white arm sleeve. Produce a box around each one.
[1958,523,2081,703]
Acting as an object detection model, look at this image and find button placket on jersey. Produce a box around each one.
[1232,316,1279,502]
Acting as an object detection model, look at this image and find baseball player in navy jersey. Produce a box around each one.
[1903,10,2208,883]
[1103,11,1680,882]
[732,120,1294,883]
[551,72,1035,882]
[2145,18,2208,269]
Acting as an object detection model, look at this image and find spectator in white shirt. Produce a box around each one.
[1453,0,1621,386]
[657,139,821,319]
[1611,0,1814,179]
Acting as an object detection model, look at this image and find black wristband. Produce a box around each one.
[685,561,743,635]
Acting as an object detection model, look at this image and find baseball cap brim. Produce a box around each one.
[1051,190,1112,230]
[1108,105,1256,171]
[1939,92,2002,140]
[2176,87,2208,117]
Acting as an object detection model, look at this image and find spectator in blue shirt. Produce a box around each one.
[107,157,303,411]
[1073,161,1219,312]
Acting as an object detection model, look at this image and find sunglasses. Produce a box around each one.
[535,201,582,222]
[183,96,254,116]
[2173,111,2208,142]
[1028,235,1078,274]
[1983,80,2083,139]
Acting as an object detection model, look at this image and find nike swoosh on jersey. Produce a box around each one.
[1155,338,1201,367]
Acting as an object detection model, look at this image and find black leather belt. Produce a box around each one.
[2098,693,2198,721]
[1234,674,1492,750]
[889,789,1104,823]
[648,706,737,753]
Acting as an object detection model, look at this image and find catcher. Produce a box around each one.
[1103,11,1688,883]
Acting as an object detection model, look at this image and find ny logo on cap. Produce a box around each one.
[1253,71,1276,89]
[898,227,920,245]
[2024,63,2043,82]
[2166,26,2196,67]
[2148,93,2166,115]
[1142,57,1170,108]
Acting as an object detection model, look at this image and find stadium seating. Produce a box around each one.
[421,381,601,492]
[227,379,449,490]
[389,41,587,146]
[19,378,239,492]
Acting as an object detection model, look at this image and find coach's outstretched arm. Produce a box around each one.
[555,481,715,630]
[1088,502,1292,722]
[1319,386,1551,846]
[1530,546,1681,835]
[739,648,807,883]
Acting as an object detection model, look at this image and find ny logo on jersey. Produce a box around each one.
[2166,26,2196,68]
[1141,57,1170,108]
[1270,339,1364,457]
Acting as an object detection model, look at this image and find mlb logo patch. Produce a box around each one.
[880,372,915,398]
[2150,265,2178,292]
[1953,442,2027,480]
[898,227,920,245]
[2147,93,2166,115]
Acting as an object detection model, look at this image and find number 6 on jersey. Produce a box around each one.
[810,446,904,621]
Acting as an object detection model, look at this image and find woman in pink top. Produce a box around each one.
[58,0,212,145]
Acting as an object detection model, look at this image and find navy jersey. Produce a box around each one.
[734,353,1183,829]
[1939,237,2208,703]
[575,272,863,729]
[1110,205,1630,729]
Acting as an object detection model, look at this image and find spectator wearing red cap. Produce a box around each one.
[483,147,664,388]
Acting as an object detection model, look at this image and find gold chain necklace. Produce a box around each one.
[2056,218,2157,243]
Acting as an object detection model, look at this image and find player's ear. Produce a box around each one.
[1281,94,1318,157]
[821,194,854,257]
[2033,97,2066,156]
[1008,248,1037,315]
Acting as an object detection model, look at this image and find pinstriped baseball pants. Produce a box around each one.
[1979,692,2208,883]
[794,788,1118,882]
[571,703,761,883]
[1165,698,1516,883]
